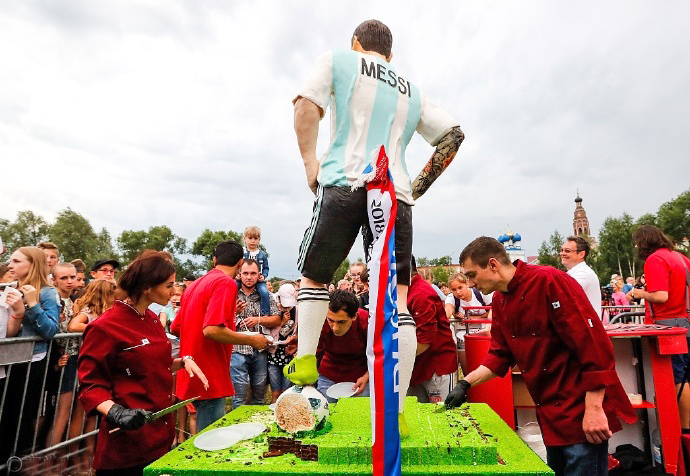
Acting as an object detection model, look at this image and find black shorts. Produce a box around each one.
[297,185,412,286]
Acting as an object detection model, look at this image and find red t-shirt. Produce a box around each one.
[173,269,238,400]
[407,274,458,386]
[644,248,690,320]
[316,309,369,383]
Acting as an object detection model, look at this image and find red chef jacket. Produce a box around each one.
[78,301,175,470]
[407,274,458,386]
[172,268,238,400]
[316,309,369,383]
[482,260,636,446]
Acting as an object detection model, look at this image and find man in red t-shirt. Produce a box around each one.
[633,225,690,429]
[171,241,270,431]
[315,290,369,403]
[407,257,459,403]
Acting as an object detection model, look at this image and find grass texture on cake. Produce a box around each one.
[144,397,553,475]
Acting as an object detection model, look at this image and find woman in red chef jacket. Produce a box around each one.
[78,251,209,476]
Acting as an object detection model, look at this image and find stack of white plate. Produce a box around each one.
[193,422,267,451]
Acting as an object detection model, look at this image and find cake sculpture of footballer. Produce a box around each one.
[274,385,330,433]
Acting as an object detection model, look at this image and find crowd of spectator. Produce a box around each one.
[0,224,687,474]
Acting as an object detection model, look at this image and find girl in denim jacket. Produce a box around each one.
[0,246,60,460]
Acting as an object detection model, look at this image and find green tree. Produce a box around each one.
[429,255,452,266]
[269,276,288,289]
[117,225,204,278]
[175,258,205,280]
[416,256,429,267]
[656,188,690,243]
[635,213,657,227]
[0,210,50,260]
[94,228,117,260]
[0,218,9,256]
[49,208,101,263]
[190,229,244,270]
[597,213,641,279]
[431,266,451,285]
[332,258,351,284]
[582,241,607,286]
[537,229,566,270]
[117,226,188,263]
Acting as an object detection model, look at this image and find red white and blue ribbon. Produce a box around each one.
[359,145,401,476]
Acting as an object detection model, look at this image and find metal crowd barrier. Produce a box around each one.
[0,333,98,475]
[602,305,645,324]
[608,311,647,325]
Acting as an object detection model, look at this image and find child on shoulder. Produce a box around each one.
[243,226,271,315]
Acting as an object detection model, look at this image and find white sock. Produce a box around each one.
[296,287,330,358]
[397,313,417,413]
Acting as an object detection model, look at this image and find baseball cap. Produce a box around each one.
[91,259,120,272]
[276,283,297,308]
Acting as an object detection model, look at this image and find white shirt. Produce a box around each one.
[445,291,493,341]
[444,291,493,315]
[567,261,602,319]
[0,288,21,378]
[296,50,459,205]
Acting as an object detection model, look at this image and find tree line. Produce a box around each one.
[0,208,257,280]
[2,188,686,287]
[537,188,690,283]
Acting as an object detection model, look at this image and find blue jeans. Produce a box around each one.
[546,441,608,476]
[230,351,268,409]
[192,397,226,432]
[268,363,292,391]
[317,374,369,404]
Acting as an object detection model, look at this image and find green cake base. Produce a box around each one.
[145,397,552,475]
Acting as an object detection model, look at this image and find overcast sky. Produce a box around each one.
[1,1,688,278]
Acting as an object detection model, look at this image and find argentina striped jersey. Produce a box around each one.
[295,50,459,205]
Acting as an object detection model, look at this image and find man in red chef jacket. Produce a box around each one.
[315,290,370,402]
[407,256,458,403]
[445,237,636,476]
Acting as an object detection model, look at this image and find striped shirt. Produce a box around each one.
[234,287,279,355]
[295,49,459,205]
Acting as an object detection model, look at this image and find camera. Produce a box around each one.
[601,286,613,300]
[0,281,18,290]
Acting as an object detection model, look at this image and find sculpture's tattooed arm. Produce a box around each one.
[411,126,464,200]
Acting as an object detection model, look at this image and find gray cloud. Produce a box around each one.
[1,0,689,278]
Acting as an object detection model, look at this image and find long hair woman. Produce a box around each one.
[69,279,117,331]
[67,278,117,471]
[0,246,61,461]
[77,251,208,476]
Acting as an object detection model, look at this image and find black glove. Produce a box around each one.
[445,379,472,409]
[106,403,150,430]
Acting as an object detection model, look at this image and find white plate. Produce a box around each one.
[236,331,273,342]
[268,403,276,411]
[326,382,357,400]
[230,422,267,440]
[193,427,243,451]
